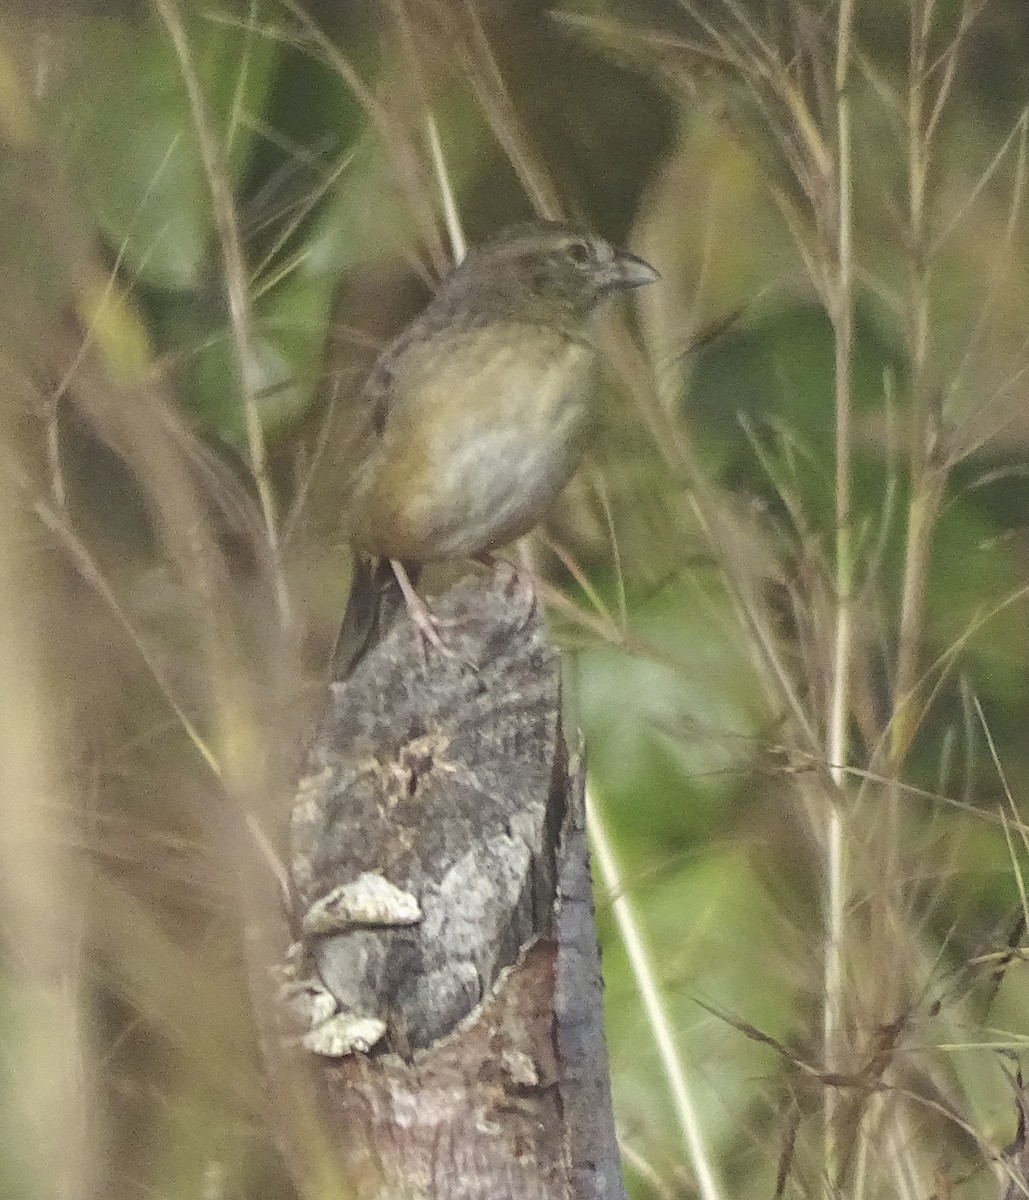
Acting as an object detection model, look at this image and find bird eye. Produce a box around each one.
[567,240,592,265]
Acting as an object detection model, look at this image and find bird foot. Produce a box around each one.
[409,595,461,663]
[389,558,461,663]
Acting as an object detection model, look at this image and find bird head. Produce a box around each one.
[438,221,660,329]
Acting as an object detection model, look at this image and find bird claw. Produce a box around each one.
[389,556,536,667]
[388,559,466,664]
[408,599,460,664]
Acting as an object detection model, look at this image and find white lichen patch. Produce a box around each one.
[302,871,423,936]
[302,1013,387,1058]
[276,942,387,1058]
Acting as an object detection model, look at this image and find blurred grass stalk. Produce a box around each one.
[0,445,96,1200]
[154,0,292,630]
[824,0,855,1186]
[0,32,96,1200]
[0,20,317,1191]
[587,782,724,1200]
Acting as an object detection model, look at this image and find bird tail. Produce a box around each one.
[330,557,417,679]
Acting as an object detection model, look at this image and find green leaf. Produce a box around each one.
[55,5,278,289]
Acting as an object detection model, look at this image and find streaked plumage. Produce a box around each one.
[340,221,659,662]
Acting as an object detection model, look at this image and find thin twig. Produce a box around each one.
[587,783,725,1200]
[155,0,291,626]
[425,113,466,263]
[823,0,855,1184]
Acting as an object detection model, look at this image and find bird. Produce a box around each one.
[335,220,659,670]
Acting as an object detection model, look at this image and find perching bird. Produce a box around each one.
[336,220,659,669]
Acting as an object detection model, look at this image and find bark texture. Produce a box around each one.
[287,570,626,1200]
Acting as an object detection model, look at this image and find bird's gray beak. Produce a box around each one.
[606,248,661,291]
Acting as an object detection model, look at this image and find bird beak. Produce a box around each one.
[606,248,661,291]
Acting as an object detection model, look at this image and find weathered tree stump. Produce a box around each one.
[285,571,626,1200]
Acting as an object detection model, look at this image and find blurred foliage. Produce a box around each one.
[3,1,1029,1199]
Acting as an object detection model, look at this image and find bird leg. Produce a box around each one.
[389,558,457,660]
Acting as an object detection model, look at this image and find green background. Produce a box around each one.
[3,2,1029,1198]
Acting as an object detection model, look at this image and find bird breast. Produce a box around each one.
[350,324,596,562]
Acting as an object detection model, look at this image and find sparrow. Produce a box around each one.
[336,220,659,670]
